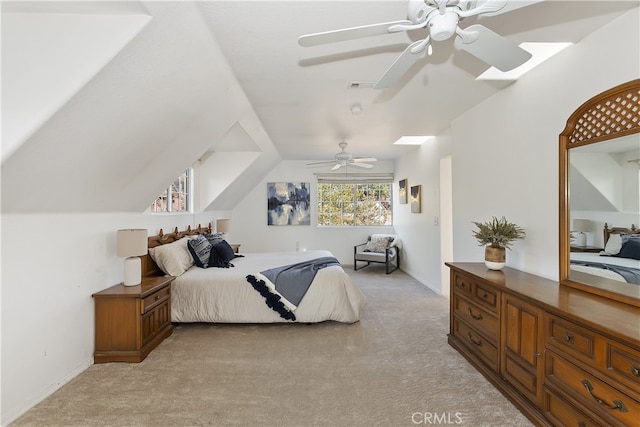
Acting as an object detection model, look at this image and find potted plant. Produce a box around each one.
[472,216,526,270]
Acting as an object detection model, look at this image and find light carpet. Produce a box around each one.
[12,265,533,427]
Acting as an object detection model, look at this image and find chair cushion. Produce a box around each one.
[364,235,393,253]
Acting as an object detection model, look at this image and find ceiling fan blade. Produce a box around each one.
[373,39,426,89]
[454,24,531,71]
[352,157,377,163]
[306,160,336,166]
[331,163,344,171]
[474,0,543,17]
[298,20,411,47]
[349,162,374,169]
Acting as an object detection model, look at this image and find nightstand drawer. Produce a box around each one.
[142,286,170,313]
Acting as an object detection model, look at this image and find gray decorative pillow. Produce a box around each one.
[187,234,213,268]
[364,235,391,253]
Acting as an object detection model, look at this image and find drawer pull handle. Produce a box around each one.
[482,290,489,298]
[564,332,575,344]
[468,307,483,321]
[467,332,482,347]
[578,423,586,427]
[632,365,640,377]
[155,295,160,301]
[581,379,628,413]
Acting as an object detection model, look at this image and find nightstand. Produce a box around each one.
[570,246,603,253]
[93,276,175,363]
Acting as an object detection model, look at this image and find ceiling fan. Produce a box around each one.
[298,0,539,89]
[307,142,377,170]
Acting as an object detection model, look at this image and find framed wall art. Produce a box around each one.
[398,179,408,204]
[267,182,311,225]
[410,185,421,213]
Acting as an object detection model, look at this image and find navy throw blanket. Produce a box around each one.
[571,260,640,285]
[246,256,340,320]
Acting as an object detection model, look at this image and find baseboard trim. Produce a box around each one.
[3,358,92,426]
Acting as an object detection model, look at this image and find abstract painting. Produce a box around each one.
[410,185,421,213]
[267,182,311,225]
[399,179,407,204]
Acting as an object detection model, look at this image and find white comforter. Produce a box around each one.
[171,250,367,323]
[571,252,640,282]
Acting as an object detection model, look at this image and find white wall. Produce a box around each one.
[229,160,395,264]
[0,211,223,425]
[450,8,639,280]
[393,134,453,294]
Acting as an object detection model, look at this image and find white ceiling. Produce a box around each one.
[196,0,638,162]
[3,0,637,171]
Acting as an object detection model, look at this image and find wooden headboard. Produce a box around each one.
[142,223,212,277]
[603,223,638,244]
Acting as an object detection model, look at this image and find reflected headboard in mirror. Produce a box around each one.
[559,79,640,307]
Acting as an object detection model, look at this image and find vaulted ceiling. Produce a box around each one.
[2,1,638,213]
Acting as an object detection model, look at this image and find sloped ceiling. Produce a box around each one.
[1,1,280,213]
[2,1,637,214]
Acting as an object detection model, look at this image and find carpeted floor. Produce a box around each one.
[12,265,533,427]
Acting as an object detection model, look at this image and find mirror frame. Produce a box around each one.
[559,78,640,307]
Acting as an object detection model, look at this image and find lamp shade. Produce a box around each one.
[116,229,148,257]
[216,219,230,234]
[573,219,591,233]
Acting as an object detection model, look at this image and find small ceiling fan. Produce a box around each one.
[307,142,377,170]
[298,0,539,89]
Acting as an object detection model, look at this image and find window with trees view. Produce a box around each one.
[317,182,392,226]
[151,169,192,213]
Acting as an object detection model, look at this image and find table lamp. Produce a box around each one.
[117,229,148,286]
[572,219,591,248]
[216,219,230,237]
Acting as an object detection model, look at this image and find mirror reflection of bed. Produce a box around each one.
[569,223,640,299]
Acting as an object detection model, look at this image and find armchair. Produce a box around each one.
[354,234,401,274]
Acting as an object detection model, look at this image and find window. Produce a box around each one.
[317,180,392,226]
[151,169,192,213]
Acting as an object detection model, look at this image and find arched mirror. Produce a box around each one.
[559,79,640,307]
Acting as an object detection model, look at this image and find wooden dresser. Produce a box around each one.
[447,263,640,426]
[93,276,174,363]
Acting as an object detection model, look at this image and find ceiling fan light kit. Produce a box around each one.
[298,0,542,88]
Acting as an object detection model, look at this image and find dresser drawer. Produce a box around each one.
[546,350,640,426]
[474,284,498,313]
[142,285,170,313]
[453,272,474,297]
[543,386,609,427]
[453,296,499,343]
[453,317,499,371]
[607,341,640,393]
[547,315,597,364]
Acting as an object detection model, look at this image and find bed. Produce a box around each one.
[570,224,640,285]
[142,224,367,324]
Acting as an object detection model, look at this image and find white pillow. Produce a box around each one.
[603,233,623,255]
[364,235,392,253]
[148,236,194,276]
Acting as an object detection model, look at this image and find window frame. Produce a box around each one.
[316,176,393,227]
[151,168,193,214]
